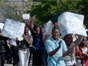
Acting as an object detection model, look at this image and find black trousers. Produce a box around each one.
[0,52,5,66]
[5,44,12,63]
[32,50,44,66]
[11,45,19,66]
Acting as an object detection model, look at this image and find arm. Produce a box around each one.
[49,44,61,57]
[23,35,33,45]
[16,38,19,45]
[74,34,83,45]
[63,35,83,56]
[43,34,50,44]
[32,15,36,24]
[30,15,36,29]
[63,42,79,56]
[45,40,62,57]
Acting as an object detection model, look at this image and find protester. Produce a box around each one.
[0,29,9,66]
[75,37,88,66]
[63,34,83,66]
[45,27,67,66]
[43,22,59,43]
[4,40,12,64]
[32,27,44,66]
[43,22,60,66]
[9,39,19,66]
[27,15,37,31]
[27,15,37,65]
[16,27,33,66]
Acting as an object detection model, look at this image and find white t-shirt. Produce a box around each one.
[10,39,17,46]
[28,30,31,36]
[82,47,87,54]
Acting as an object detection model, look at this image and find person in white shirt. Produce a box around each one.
[10,39,19,66]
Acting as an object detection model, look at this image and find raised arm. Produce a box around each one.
[63,34,83,56]
[74,34,83,45]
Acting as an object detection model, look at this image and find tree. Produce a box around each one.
[29,0,88,27]
[81,0,88,28]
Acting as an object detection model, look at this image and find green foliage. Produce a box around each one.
[30,1,60,25]
[0,0,88,27]
[30,0,88,26]
[81,0,88,28]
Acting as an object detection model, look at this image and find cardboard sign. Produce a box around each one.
[58,12,87,36]
[44,20,53,35]
[2,19,25,40]
[22,14,30,20]
[0,23,4,30]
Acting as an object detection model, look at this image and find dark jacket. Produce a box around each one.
[0,36,8,52]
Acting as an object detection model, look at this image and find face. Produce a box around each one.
[25,27,29,35]
[36,27,40,34]
[64,34,73,46]
[52,29,59,40]
[41,27,44,34]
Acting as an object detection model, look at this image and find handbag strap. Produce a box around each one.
[58,40,62,45]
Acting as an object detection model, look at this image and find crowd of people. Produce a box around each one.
[0,15,88,66]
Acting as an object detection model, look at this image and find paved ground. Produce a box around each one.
[4,64,13,66]
[4,63,32,66]
[4,59,32,66]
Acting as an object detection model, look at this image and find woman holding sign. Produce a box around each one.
[16,27,33,66]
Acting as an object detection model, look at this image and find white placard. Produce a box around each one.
[44,20,53,35]
[0,23,4,30]
[58,12,87,36]
[22,14,30,20]
[2,19,25,40]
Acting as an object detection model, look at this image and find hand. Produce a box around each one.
[43,34,50,43]
[32,15,36,20]
[16,37,18,41]
[23,34,26,39]
[45,34,50,39]
[75,34,83,38]
[32,15,36,23]
[74,34,83,45]
[82,53,88,57]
